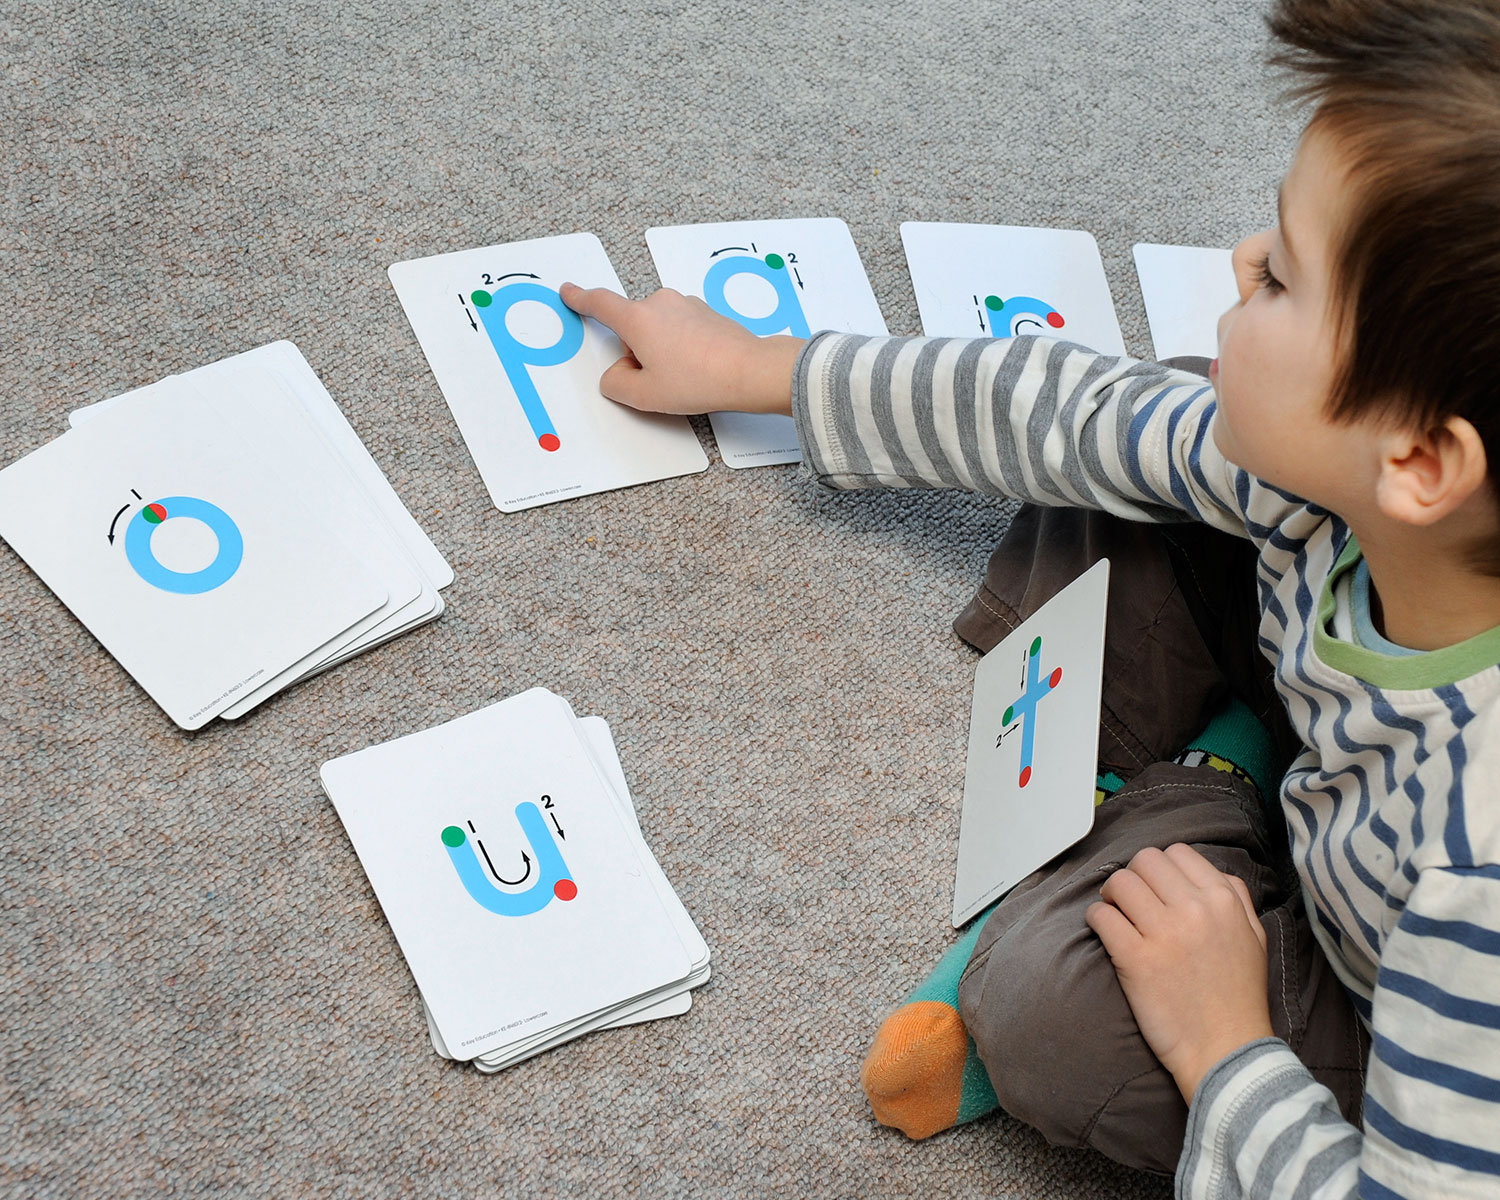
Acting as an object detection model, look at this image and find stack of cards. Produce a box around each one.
[320,688,709,1071]
[0,341,452,730]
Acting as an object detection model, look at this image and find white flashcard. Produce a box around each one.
[388,233,708,512]
[1132,243,1236,361]
[0,385,388,729]
[69,341,454,592]
[191,370,428,717]
[952,559,1110,927]
[66,344,452,718]
[645,218,889,468]
[321,689,695,1062]
[901,222,1126,355]
[422,712,696,1066]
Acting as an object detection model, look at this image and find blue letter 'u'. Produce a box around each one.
[441,802,572,917]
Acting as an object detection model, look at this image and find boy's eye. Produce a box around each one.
[1253,251,1284,295]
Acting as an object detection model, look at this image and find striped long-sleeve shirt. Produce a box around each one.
[791,332,1500,1199]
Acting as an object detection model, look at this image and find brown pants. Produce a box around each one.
[951,503,1368,1174]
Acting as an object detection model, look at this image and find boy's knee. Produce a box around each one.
[957,914,1187,1175]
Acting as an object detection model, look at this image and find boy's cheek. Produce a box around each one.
[1210,412,1238,464]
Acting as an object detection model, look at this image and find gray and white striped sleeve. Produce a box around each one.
[790,330,1252,536]
[1178,867,1500,1199]
[1178,1040,1363,1199]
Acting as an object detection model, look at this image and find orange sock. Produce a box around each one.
[861,1002,974,1137]
[859,914,999,1139]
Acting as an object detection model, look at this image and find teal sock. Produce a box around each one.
[861,905,1000,1136]
[911,909,1002,1124]
[1174,695,1279,800]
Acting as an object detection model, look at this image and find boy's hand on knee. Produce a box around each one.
[559,283,802,418]
[1085,843,1274,1105]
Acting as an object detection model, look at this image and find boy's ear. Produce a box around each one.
[1375,415,1490,527]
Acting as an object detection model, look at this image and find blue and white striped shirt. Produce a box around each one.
[791,332,1500,1199]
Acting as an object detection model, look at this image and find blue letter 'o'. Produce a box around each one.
[124,496,244,595]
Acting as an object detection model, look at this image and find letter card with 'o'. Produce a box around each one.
[0,382,390,729]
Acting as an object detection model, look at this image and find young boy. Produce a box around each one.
[561,0,1500,1193]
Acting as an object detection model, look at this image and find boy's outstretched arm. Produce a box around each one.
[559,300,1264,539]
[788,331,1260,537]
[558,283,803,418]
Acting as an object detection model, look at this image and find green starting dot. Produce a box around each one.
[471,289,492,307]
[1029,636,1042,657]
[985,295,1003,311]
[765,253,785,270]
[441,825,466,847]
[1003,705,1014,726]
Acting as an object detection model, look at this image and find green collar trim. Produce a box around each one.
[1314,538,1500,689]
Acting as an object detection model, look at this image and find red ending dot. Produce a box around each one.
[1019,765,1032,787]
[554,879,578,901]
[147,503,168,521]
[1049,666,1063,688]
[539,434,561,452]
[1046,312,1065,328]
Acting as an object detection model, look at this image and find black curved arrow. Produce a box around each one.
[496,272,540,282]
[476,837,532,886]
[710,245,752,257]
[106,503,131,545]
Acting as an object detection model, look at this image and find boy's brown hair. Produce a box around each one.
[1267,0,1500,526]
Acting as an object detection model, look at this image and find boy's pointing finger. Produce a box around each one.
[559,282,635,337]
